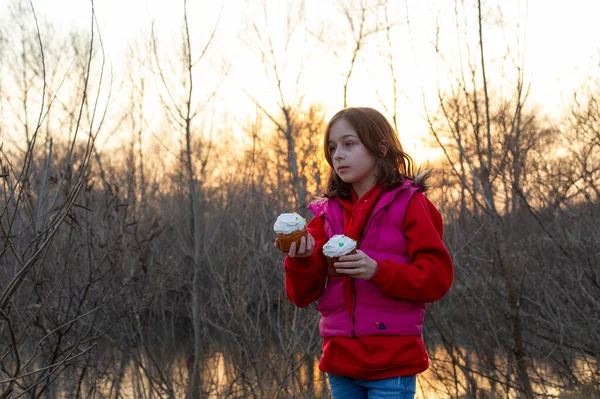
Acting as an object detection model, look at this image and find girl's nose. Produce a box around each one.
[333,147,344,159]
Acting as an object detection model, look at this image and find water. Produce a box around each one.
[12,348,598,398]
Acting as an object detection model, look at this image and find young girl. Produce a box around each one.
[275,107,453,399]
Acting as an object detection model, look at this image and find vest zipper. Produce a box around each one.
[351,278,357,337]
[353,191,397,338]
[356,191,395,247]
[322,215,334,237]
[324,192,399,339]
[323,213,357,336]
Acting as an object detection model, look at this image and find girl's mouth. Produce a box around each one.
[337,166,349,173]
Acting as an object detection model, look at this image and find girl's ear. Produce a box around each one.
[379,142,388,156]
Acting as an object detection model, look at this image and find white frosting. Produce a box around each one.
[274,213,307,234]
[322,234,357,257]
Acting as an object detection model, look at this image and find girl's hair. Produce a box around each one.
[323,107,417,199]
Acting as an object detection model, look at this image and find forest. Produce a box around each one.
[0,0,599,397]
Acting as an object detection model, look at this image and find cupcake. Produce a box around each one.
[274,213,307,253]
[322,234,357,276]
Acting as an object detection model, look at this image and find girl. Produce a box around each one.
[275,107,453,399]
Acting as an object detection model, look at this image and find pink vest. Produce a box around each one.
[308,180,426,337]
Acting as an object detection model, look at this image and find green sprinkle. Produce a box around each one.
[338,242,343,247]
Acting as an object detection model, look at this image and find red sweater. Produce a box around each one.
[284,192,453,379]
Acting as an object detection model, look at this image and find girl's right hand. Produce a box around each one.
[288,234,315,258]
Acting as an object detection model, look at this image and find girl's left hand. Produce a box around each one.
[334,250,378,280]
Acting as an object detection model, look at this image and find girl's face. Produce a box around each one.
[327,118,378,197]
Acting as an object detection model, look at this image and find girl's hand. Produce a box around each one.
[274,234,315,258]
[334,250,378,280]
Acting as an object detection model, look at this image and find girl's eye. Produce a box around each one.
[345,141,355,148]
[328,145,336,154]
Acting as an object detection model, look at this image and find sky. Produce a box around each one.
[3,0,600,163]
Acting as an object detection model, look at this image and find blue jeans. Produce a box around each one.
[327,373,416,399]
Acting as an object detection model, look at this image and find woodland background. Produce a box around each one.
[0,0,599,397]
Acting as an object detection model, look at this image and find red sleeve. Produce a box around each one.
[284,215,329,308]
[369,192,454,303]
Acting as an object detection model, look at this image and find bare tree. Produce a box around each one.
[423,1,538,397]
[149,0,226,396]
[309,0,389,108]
[422,1,600,398]
[371,0,408,133]
[0,0,108,396]
[243,0,316,214]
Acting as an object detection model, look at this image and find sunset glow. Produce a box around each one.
[4,0,597,166]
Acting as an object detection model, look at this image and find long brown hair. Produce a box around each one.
[323,107,416,199]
